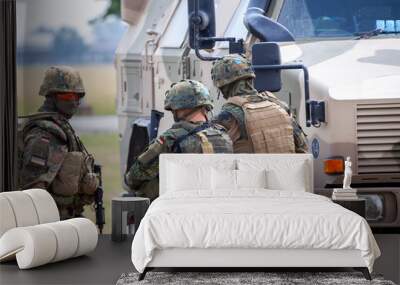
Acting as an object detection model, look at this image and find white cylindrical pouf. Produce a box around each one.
[0,216,97,269]
[0,226,57,269]
[42,221,79,262]
[24,189,60,223]
[0,192,39,227]
[66,218,98,257]
[0,196,17,237]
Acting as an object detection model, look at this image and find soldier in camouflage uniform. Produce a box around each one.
[211,54,308,153]
[18,66,99,219]
[125,80,233,200]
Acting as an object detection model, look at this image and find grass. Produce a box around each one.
[79,132,122,234]
[17,64,117,116]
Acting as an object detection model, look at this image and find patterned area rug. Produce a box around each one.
[117,272,396,285]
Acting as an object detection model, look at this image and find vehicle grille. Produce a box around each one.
[356,103,400,174]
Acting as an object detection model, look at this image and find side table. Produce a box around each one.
[332,198,366,218]
[112,197,150,242]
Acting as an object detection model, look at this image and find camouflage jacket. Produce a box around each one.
[125,121,233,200]
[18,112,97,218]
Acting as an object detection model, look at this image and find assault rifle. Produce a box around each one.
[93,164,105,234]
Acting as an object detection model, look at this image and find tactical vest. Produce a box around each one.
[170,121,233,154]
[18,113,95,202]
[258,91,308,153]
[227,92,295,153]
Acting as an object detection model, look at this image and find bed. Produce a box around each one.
[131,154,380,280]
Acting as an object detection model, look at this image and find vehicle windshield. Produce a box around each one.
[278,0,400,39]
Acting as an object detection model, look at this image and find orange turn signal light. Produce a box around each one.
[324,158,344,174]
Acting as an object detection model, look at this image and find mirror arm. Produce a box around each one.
[252,64,317,127]
[195,36,244,61]
[192,0,245,61]
[194,47,217,61]
[200,37,235,42]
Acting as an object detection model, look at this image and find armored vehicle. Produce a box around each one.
[116,0,400,227]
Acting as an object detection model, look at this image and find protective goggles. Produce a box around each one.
[56,93,82,101]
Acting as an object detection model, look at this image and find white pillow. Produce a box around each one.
[266,161,308,192]
[237,158,310,192]
[211,169,267,191]
[212,168,236,191]
[236,169,267,189]
[167,162,212,191]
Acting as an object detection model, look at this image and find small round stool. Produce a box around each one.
[111,197,150,242]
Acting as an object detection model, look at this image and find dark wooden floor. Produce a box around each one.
[1,234,398,284]
[0,235,134,285]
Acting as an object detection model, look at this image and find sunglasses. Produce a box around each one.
[57,93,81,101]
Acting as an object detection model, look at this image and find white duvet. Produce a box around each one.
[131,190,380,273]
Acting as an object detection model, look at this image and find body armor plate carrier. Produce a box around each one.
[228,92,295,153]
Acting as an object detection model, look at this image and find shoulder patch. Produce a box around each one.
[157,137,165,145]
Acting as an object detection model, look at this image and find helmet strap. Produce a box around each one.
[207,109,213,121]
[38,96,58,113]
[220,85,231,99]
[173,111,181,123]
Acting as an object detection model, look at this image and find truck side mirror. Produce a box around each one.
[252,42,321,128]
[188,0,216,49]
[244,3,295,42]
[252,42,282,92]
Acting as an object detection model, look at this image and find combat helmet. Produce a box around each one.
[164,80,213,111]
[39,66,85,97]
[211,54,255,88]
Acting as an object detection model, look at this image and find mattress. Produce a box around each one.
[131,190,380,273]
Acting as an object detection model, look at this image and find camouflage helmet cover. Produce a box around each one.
[39,66,85,97]
[164,80,213,111]
[211,54,255,88]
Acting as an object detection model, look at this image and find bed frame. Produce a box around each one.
[137,154,372,281]
[139,248,371,280]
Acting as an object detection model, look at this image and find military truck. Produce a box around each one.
[115,0,400,220]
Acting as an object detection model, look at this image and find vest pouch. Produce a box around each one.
[249,131,268,153]
[80,172,98,195]
[51,151,84,196]
[262,126,295,153]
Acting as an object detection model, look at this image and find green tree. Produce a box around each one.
[52,27,87,55]
[90,0,121,24]
[103,0,121,19]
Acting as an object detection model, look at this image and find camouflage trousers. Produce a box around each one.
[52,192,94,220]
